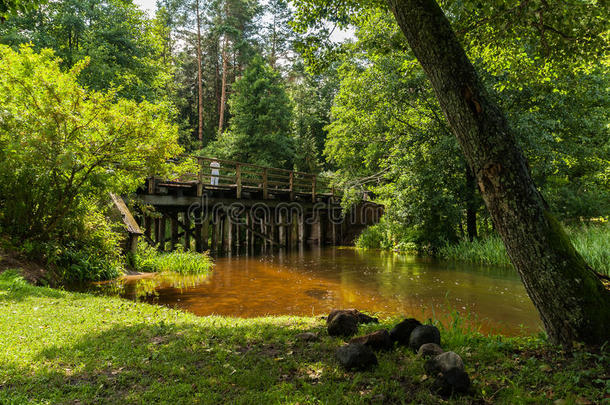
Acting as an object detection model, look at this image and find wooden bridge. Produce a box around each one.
[134,156,383,253]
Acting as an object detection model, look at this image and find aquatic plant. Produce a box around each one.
[130,243,213,275]
[438,223,610,276]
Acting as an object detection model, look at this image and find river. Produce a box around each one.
[99,247,542,336]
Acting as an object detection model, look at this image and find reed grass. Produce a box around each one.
[130,243,213,275]
[438,223,610,276]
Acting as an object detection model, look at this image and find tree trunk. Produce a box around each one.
[465,167,478,242]
[388,0,610,346]
[218,35,228,135]
[196,0,204,142]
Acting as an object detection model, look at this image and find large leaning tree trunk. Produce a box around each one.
[388,0,610,346]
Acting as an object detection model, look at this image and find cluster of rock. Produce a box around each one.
[327,309,470,397]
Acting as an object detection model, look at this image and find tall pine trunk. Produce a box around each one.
[196,0,204,142]
[218,35,228,135]
[388,0,610,346]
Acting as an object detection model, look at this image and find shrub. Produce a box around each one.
[0,45,183,282]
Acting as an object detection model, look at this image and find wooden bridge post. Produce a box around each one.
[201,213,209,251]
[158,216,166,251]
[311,175,317,203]
[211,212,220,251]
[319,212,327,246]
[223,214,232,252]
[289,172,294,201]
[278,211,285,247]
[197,157,203,197]
[236,163,242,199]
[144,215,152,240]
[262,168,268,199]
[184,211,191,250]
[245,211,251,250]
[290,213,298,249]
[298,212,305,245]
[260,218,264,251]
[170,214,179,250]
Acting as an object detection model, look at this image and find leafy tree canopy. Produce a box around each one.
[0,45,182,242]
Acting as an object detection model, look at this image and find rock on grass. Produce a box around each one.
[349,329,393,351]
[328,313,359,337]
[408,325,440,352]
[336,343,378,370]
[389,318,421,345]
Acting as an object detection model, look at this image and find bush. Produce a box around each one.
[0,45,183,283]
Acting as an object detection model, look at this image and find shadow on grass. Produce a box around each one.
[1,319,380,404]
[0,270,66,302]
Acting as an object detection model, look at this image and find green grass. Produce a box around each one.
[1,270,607,404]
[438,223,610,276]
[130,244,213,275]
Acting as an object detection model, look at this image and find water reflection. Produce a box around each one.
[95,247,541,336]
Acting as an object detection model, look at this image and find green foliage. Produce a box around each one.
[130,243,213,276]
[0,0,41,20]
[356,217,450,254]
[0,0,171,101]
[321,6,609,249]
[288,61,338,173]
[205,55,294,167]
[0,276,607,403]
[439,223,610,276]
[0,45,182,282]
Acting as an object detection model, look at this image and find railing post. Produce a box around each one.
[311,175,317,203]
[236,163,242,199]
[289,171,294,201]
[148,177,155,194]
[197,157,203,196]
[262,168,268,199]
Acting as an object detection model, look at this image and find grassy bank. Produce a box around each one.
[439,224,610,276]
[1,270,607,404]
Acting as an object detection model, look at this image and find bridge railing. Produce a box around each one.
[175,156,335,202]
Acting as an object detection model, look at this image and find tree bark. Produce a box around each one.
[196,0,204,142]
[465,167,478,241]
[388,0,610,346]
[218,34,228,135]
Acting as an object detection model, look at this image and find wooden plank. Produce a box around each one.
[109,193,143,235]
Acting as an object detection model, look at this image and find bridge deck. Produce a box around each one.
[146,156,338,203]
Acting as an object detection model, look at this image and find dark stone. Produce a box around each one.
[327,309,378,325]
[328,313,359,337]
[417,343,444,358]
[425,351,465,375]
[335,343,378,370]
[389,318,422,345]
[408,324,440,352]
[431,368,470,397]
[349,329,393,351]
[355,312,379,324]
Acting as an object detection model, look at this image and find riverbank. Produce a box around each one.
[438,224,610,276]
[1,270,607,404]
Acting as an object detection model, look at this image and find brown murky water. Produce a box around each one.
[99,247,542,336]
